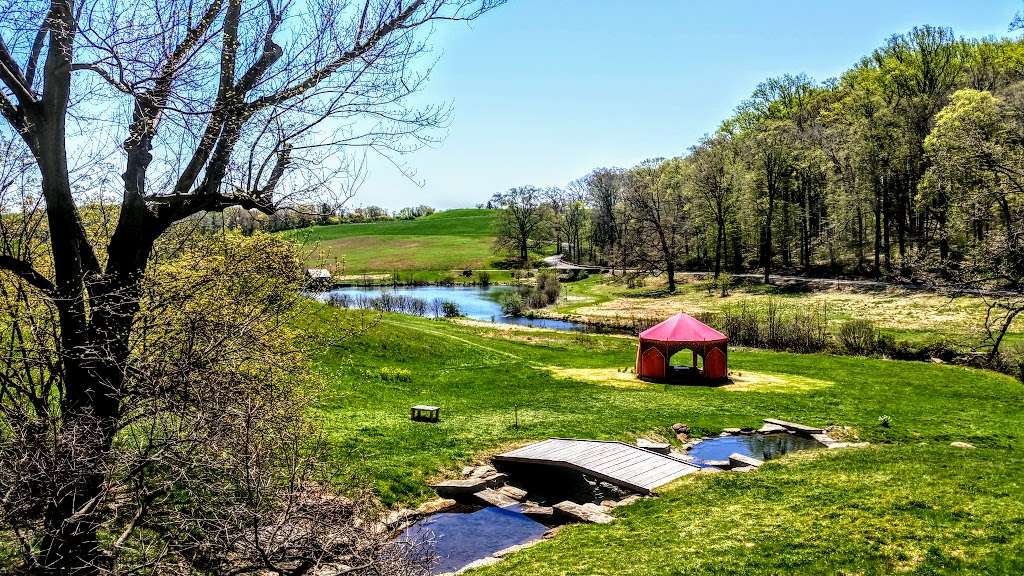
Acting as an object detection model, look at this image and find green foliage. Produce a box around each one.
[368,366,412,382]
[836,319,878,355]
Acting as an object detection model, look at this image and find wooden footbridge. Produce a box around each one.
[493,438,700,494]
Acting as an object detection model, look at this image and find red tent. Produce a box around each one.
[635,313,728,381]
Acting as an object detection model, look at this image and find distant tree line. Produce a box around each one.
[198,203,437,233]
[492,25,1024,355]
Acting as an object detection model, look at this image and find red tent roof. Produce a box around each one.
[639,313,727,344]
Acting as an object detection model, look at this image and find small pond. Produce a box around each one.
[398,505,547,575]
[687,433,821,467]
[316,285,589,331]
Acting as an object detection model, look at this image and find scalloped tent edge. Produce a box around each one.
[635,313,728,381]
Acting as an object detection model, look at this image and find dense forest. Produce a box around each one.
[494,26,1024,296]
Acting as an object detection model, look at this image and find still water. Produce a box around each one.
[399,505,548,574]
[686,433,821,467]
[317,285,588,331]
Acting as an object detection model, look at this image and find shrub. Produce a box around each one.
[536,270,561,305]
[717,273,732,296]
[837,319,877,355]
[700,276,716,296]
[476,270,491,287]
[441,301,462,318]
[878,415,892,428]
[499,292,524,316]
[373,366,412,382]
[461,269,473,278]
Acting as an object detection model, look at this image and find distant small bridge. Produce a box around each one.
[493,438,700,494]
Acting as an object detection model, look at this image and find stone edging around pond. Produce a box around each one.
[399,418,870,576]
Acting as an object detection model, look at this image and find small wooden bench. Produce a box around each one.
[411,404,440,422]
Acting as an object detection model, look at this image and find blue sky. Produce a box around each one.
[354,0,1022,211]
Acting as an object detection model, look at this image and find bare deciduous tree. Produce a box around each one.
[0,0,500,573]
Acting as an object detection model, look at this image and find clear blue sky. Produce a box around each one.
[354,0,1022,211]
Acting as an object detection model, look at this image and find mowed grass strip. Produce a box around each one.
[303,307,1023,574]
[283,209,499,273]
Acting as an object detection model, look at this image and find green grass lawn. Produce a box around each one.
[282,209,501,274]
[302,305,1024,575]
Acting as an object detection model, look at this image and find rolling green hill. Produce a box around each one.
[284,209,499,275]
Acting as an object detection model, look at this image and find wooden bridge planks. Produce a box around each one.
[494,438,700,494]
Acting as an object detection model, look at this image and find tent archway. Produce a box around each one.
[635,313,728,383]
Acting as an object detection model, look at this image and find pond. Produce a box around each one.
[686,433,821,467]
[316,285,589,331]
[398,505,548,574]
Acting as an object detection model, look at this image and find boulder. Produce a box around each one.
[728,453,764,468]
[472,488,519,508]
[676,432,689,442]
[671,423,690,434]
[636,438,671,454]
[553,500,615,524]
[497,485,528,501]
[431,478,488,497]
[950,441,976,449]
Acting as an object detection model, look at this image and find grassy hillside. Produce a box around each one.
[283,209,500,274]
[302,306,1023,574]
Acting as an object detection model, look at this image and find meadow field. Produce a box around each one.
[303,305,1024,575]
[283,209,501,275]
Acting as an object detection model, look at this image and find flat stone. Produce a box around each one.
[498,485,528,501]
[636,439,671,454]
[703,459,730,468]
[521,505,554,521]
[553,500,615,524]
[763,418,824,434]
[461,466,475,477]
[827,442,870,449]
[811,433,837,446]
[722,427,742,435]
[481,472,508,487]
[739,428,755,435]
[728,453,764,468]
[731,465,757,472]
[668,450,694,462]
[470,465,496,478]
[416,497,456,515]
[431,478,487,497]
[757,423,787,434]
[472,488,519,508]
[581,502,612,515]
[950,441,976,449]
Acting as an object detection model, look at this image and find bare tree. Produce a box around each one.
[621,159,688,292]
[492,185,547,266]
[0,0,499,573]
